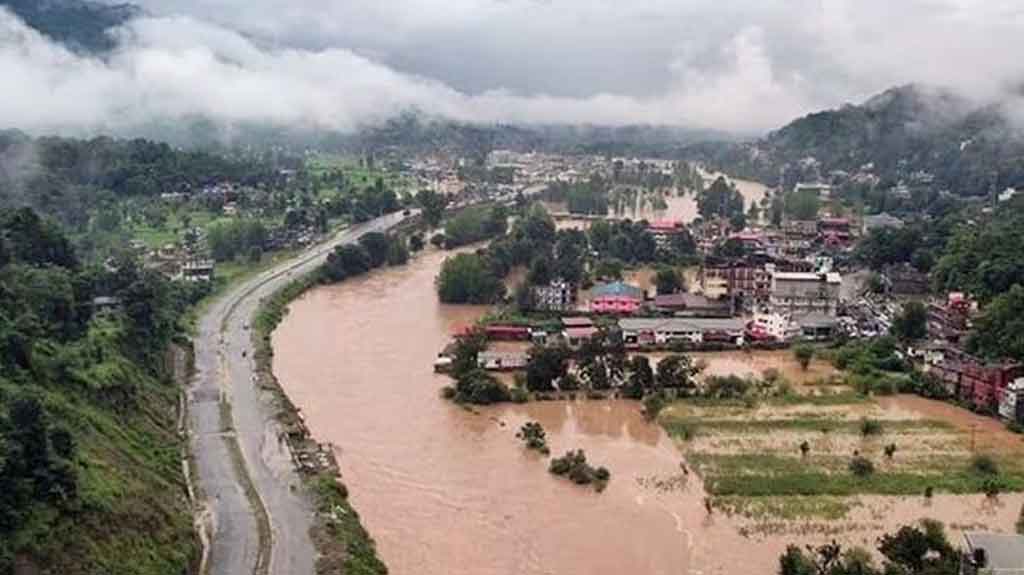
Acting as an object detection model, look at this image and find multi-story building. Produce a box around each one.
[769,271,842,315]
[700,265,771,304]
[531,279,576,311]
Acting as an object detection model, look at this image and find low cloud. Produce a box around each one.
[3,1,1024,136]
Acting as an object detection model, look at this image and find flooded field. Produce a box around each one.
[272,246,1024,575]
[549,173,769,231]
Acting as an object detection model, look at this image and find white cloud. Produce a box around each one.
[2,0,1024,136]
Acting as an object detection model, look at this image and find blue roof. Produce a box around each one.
[592,281,644,299]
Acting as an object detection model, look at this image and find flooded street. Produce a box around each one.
[272,245,1024,575]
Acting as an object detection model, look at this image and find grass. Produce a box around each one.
[662,393,1024,521]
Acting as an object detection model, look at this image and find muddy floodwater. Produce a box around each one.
[272,248,764,575]
[273,247,1024,575]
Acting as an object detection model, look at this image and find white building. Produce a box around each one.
[795,182,832,200]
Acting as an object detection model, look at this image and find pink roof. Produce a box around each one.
[649,220,681,231]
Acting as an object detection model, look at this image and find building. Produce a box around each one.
[477,351,529,371]
[700,265,771,304]
[769,271,842,315]
[652,293,732,317]
[884,264,931,296]
[793,312,840,340]
[1000,379,1024,423]
[91,296,122,316]
[929,347,1023,412]
[180,260,215,282]
[794,182,832,200]
[531,279,576,312]
[619,317,746,347]
[561,317,599,347]
[927,294,972,343]
[590,281,644,314]
[648,220,684,249]
[484,325,531,341]
[862,212,904,234]
[961,531,1024,575]
[784,220,819,238]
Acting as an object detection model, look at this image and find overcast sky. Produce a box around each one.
[1,0,1022,135]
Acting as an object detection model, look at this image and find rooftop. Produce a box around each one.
[619,317,746,333]
[592,281,645,299]
[963,532,1024,574]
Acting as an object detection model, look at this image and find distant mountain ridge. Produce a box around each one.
[684,84,1024,196]
[0,0,139,52]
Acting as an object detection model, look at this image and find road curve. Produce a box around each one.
[189,211,411,575]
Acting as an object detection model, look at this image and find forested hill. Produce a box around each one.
[0,207,200,573]
[0,0,139,52]
[685,84,1024,197]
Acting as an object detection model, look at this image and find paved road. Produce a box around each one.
[190,211,411,575]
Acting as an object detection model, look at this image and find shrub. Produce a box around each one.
[643,394,666,421]
[509,387,529,404]
[884,443,897,460]
[983,478,1002,499]
[860,418,883,437]
[971,454,1000,476]
[849,456,875,477]
[516,421,548,452]
[594,467,611,482]
[440,386,457,400]
[548,450,609,491]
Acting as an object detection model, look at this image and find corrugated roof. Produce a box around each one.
[619,317,745,333]
[964,532,1024,573]
[592,281,644,299]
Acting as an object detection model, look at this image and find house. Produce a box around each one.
[478,351,529,371]
[793,312,840,340]
[930,347,1023,412]
[883,264,931,296]
[619,317,746,348]
[561,317,598,347]
[769,271,842,315]
[484,325,531,341]
[652,293,732,317]
[961,531,1024,575]
[862,212,904,234]
[648,220,684,249]
[91,296,122,316]
[927,295,972,343]
[784,220,819,238]
[728,231,764,252]
[700,265,771,304]
[590,282,644,314]
[795,182,832,200]
[531,279,576,312]
[1000,379,1024,423]
[748,312,802,342]
[180,260,215,282]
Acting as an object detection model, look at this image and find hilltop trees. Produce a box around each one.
[968,284,1024,361]
[892,301,928,342]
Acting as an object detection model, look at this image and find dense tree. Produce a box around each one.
[655,267,683,295]
[891,301,928,342]
[968,284,1024,361]
[623,356,655,399]
[525,344,571,392]
[416,189,447,227]
[793,344,815,371]
[359,232,393,268]
[436,253,505,304]
[656,355,701,393]
[698,177,745,225]
[322,244,372,282]
[206,218,268,262]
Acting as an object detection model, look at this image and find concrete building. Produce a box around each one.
[590,282,644,314]
[795,182,832,200]
[862,212,904,234]
[531,279,576,312]
[769,271,842,315]
[619,317,746,347]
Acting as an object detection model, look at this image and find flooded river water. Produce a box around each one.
[273,244,1024,575]
[272,248,759,575]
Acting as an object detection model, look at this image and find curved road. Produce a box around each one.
[190,211,411,575]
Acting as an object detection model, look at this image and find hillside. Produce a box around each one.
[0,0,139,53]
[685,85,1024,197]
[0,208,199,573]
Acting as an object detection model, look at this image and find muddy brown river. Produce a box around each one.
[273,246,1024,575]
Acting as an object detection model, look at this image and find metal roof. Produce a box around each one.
[619,317,745,333]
